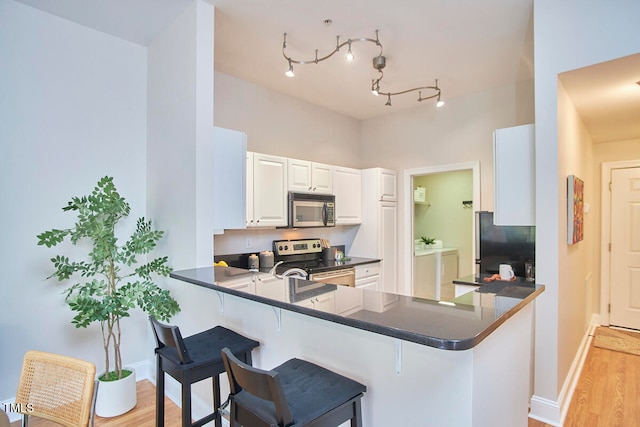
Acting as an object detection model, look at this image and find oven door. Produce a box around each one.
[309,268,356,287]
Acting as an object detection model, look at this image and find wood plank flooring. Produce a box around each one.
[529,333,640,427]
[10,334,640,427]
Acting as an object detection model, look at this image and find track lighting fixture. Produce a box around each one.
[282,30,443,108]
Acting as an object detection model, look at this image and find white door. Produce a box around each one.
[610,167,640,329]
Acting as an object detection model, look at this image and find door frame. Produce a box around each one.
[403,162,481,296]
[600,159,640,325]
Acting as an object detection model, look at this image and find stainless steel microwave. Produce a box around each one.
[288,192,335,228]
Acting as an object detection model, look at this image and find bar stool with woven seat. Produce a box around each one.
[221,347,367,427]
[149,317,260,427]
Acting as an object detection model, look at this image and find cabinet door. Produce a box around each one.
[287,158,312,193]
[335,286,364,315]
[213,127,247,232]
[313,292,336,313]
[379,202,397,294]
[252,153,288,227]
[441,252,459,286]
[334,166,362,224]
[246,151,255,227]
[311,162,333,194]
[380,169,397,201]
[414,253,437,299]
[493,124,535,225]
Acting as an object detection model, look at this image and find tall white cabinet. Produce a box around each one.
[493,124,535,226]
[350,168,398,302]
[213,127,246,232]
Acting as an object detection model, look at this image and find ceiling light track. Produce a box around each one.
[282,30,443,108]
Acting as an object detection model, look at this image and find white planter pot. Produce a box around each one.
[95,368,137,418]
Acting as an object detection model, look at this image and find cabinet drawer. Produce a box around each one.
[355,263,380,279]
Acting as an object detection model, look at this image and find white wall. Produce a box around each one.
[214,71,362,168]
[531,1,640,424]
[556,81,594,384]
[0,0,147,399]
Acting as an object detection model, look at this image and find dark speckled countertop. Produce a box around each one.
[170,267,544,351]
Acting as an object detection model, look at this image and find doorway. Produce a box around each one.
[403,162,480,297]
[601,160,640,329]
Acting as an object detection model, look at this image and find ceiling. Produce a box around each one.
[15,0,640,141]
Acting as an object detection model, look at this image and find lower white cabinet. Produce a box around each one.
[298,292,336,313]
[413,252,437,299]
[440,251,459,286]
[335,286,363,316]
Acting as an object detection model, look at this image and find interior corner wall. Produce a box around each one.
[532,0,640,422]
[0,0,147,399]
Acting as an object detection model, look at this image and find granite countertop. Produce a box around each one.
[170,267,544,351]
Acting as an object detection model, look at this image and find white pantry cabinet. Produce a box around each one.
[213,127,246,232]
[493,124,535,226]
[246,152,288,228]
[287,158,333,194]
[350,168,398,297]
[333,166,362,225]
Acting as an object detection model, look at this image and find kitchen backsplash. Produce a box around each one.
[213,225,359,256]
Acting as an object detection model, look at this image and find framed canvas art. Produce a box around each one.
[567,175,584,245]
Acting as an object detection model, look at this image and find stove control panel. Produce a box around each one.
[273,238,323,256]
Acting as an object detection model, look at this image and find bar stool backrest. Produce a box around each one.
[221,348,293,426]
[149,316,192,364]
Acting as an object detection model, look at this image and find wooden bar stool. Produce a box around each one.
[149,317,260,427]
[221,347,366,427]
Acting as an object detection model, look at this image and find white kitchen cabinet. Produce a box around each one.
[333,166,362,225]
[213,127,247,233]
[298,291,336,313]
[351,168,398,297]
[335,286,363,316]
[254,274,286,300]
[413,252,437,299]
[493,124,535,226]
[379,168,398,201]
[287,158,333,194]
[440,251,459,286]
[246,152,288,228]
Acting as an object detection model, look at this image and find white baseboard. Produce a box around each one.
[528,315,599,426]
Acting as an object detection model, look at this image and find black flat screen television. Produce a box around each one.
[475,211,535,277]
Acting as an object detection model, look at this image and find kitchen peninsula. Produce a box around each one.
[171,267,544,427]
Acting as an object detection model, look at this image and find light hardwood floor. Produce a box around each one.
[10,338,640,427]
[529,338,640,427]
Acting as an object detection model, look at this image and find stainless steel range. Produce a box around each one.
[273,238,355,287]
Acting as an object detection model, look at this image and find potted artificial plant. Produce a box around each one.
[37,176,180,417]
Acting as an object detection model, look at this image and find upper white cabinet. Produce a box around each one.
[287,158,333,194]
[333,166,362,225]
[246,152,288,228]
[213,127,246,232]
[493,124,535,226]
[377,168,397,201]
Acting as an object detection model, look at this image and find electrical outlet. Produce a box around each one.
[245,237,252,248]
